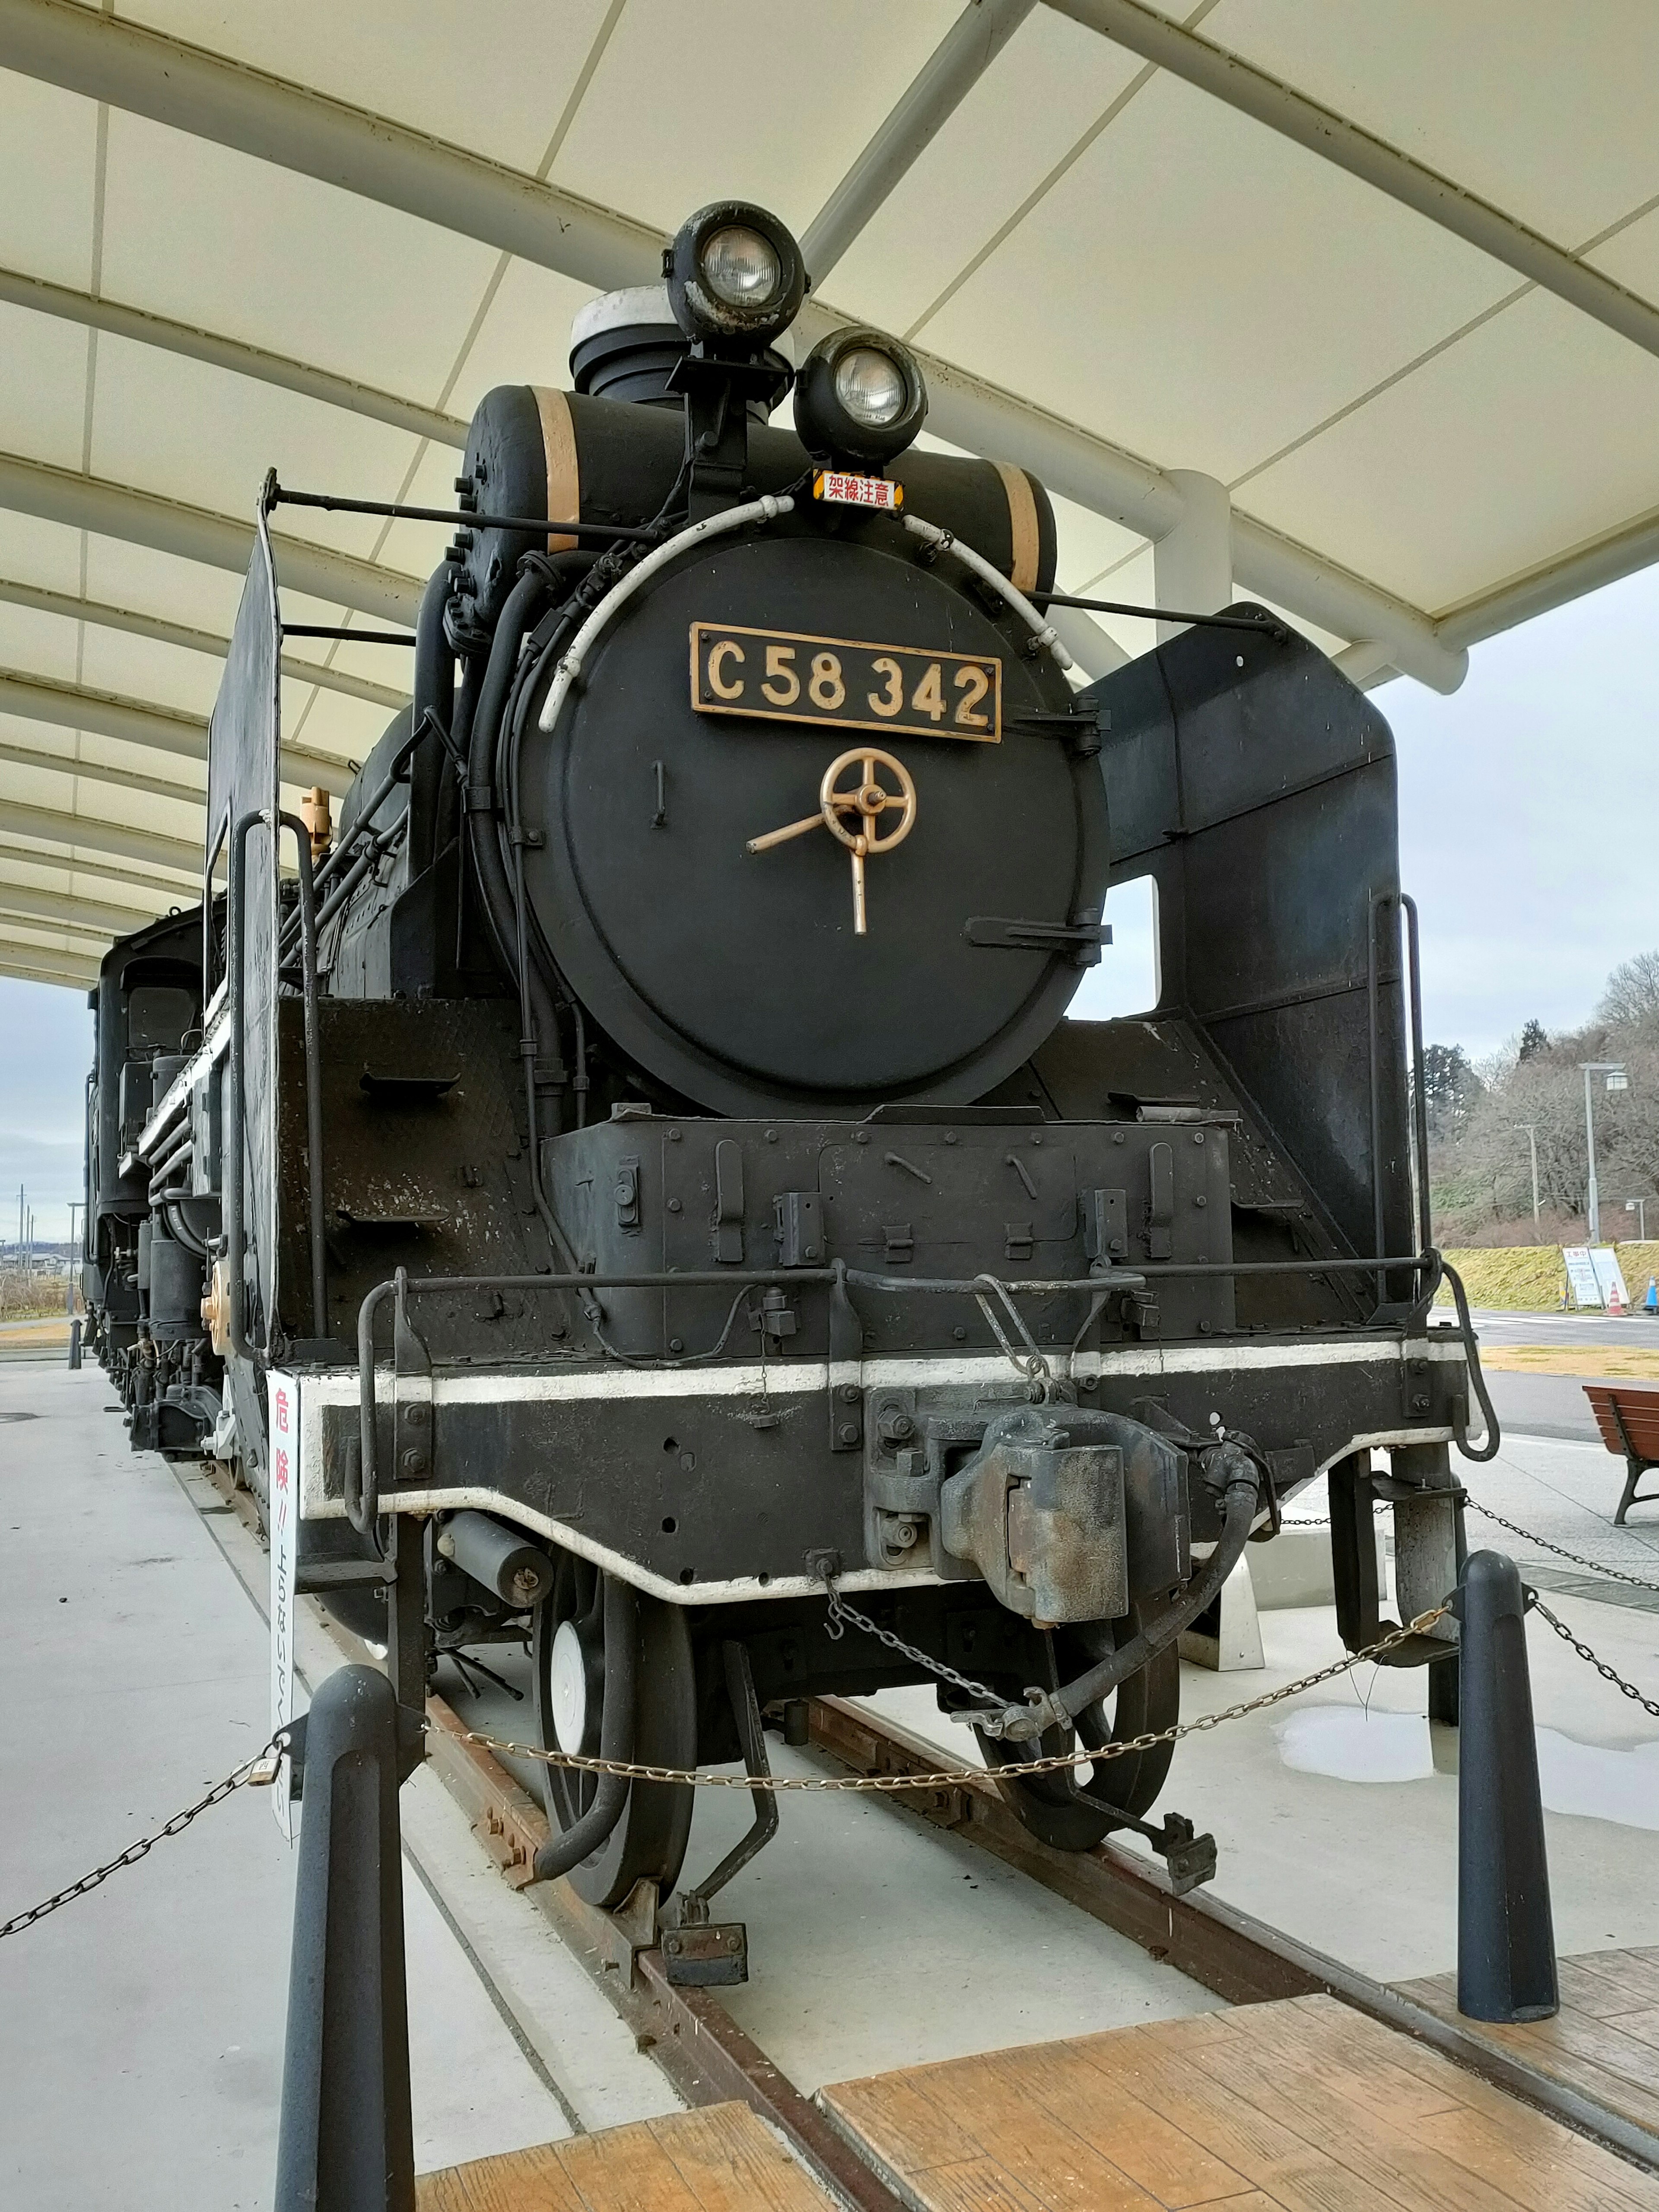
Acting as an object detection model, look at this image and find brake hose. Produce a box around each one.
[533,1574,638,1882]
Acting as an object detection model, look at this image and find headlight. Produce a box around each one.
[701,225,782,309]
[794,327,927,465]
[834,347,909,429]
[666,202,805,347]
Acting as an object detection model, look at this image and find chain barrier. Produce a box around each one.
[823,1579,1002,1709]
[1530,1597,1659,1721]
[0,1736,282,1943]
[1281,1494,1659,1595]
[1466,1498,1659,1594]
[454,1607,1451,1793]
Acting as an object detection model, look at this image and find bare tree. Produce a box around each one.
[1598,950,1659,1030]
[1430,954,1659,1244]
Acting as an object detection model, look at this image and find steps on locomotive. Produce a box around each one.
[820,1996,1659,2212]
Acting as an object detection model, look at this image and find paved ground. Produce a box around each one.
[9,1341,1658,2193]
[0,1363,605,2209]
[1469,1307,1659,1348]
[1485,1367,1605,1442]
[2,1357,1221,2187]
[1283,1421,1659,1581]
[1460,1306,1659,1443]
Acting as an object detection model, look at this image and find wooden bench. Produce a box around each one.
[1584,1383,1659,1525]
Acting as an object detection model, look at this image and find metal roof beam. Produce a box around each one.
[0,948,101,988]
[0,906,112,950]
[801,0,1036,280]
[1436,501,1659,654]
[0,797,201,876]
[0,578,410,712]
[0,0,1468,690]
[0,451,426,626]
[0,665,359,795]
[0,265,468,448]
[0,880,153,937]
[0,0,662,292]
[1046,0,1659,363]
[0,921,105,961]
[0,838,188,904]
[0,731,201,808]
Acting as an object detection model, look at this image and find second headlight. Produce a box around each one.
[794,327,928,466]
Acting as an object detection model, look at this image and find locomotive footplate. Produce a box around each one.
[289,1327,1470,1606]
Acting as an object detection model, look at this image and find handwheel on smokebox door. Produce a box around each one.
[533,1551,697,1909]
[976,1608,1178,1853]
[746,746,918,934]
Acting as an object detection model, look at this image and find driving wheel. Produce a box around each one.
[533,1549,697,1908]
[977,1606,1179,1852]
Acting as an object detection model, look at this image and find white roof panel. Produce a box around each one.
[1210,0,1659,245]
[1244,287,1659,612]
[552,0,963,238]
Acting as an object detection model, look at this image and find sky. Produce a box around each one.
[4,560,1657,1239]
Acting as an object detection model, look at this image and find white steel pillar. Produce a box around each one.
[1154,470,1232,642]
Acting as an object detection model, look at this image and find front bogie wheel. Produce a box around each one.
[977,1608,1178,1853]
[532,1550,698,1909]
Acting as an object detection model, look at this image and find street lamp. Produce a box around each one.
[1580,1061,1628,1243]
[1627,1197,1649,1240]
[1513,1123,1540,1225]
[65,1200,83,1316]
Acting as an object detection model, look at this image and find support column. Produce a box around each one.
[1154,471,1232,642]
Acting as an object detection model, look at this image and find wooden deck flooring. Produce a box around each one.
[821,1993,1659,2212]
[1400,1949,1659,2148]
[416,2101,835,2211]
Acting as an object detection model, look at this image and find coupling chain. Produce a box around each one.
[455,1607,1450,1793]
[823,1578,1001,1708]
[0,1735,282,1943]
[1530,1596,1659,1720]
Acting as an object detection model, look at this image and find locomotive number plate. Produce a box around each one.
[690,623,1001,743]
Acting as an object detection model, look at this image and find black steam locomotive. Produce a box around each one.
[84,200,1473,1943]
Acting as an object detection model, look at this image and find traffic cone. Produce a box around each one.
[1610,1281,1625,1316]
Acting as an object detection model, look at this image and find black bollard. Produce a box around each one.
[67,1318,81,1370]
[1456,1550,1558,2023]
[275,1665,415,2212]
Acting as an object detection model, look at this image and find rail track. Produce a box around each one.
[181,1452,1659,2206]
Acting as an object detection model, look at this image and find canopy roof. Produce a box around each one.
[2,0,1656,987]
